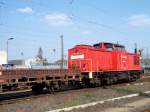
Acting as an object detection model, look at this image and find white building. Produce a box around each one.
[25,58,37,68]
[0,51,7,65]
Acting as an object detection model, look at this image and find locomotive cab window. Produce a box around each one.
[93,43,102,48]
[104,43,114,51]
[114,45,125,51]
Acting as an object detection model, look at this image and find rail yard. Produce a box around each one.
[1,1,150,112]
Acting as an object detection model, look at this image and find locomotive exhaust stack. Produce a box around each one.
[134,43,137,54]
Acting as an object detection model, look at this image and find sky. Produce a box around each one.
[0,0,150,62]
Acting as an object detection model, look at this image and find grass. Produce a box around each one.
[111,87,150,98]
[111,88,138,94]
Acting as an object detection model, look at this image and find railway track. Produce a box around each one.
[0,91,46,105]
[0,86,84,104]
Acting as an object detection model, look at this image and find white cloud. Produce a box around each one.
[44,13,73,26]
[81,31,91,35]
[16,7,34,14]
[128,14,150,27]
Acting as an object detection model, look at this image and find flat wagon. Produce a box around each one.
[0,68,81,93]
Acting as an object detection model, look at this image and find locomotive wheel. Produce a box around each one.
[91,83,96,88]
[109,79,114,85]
[112,77,117,84]
[95,80,101,87]
[106,78,111,85]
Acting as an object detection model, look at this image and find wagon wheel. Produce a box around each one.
[32,83,44,93]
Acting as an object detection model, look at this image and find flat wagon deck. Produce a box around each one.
[0,68,81,93]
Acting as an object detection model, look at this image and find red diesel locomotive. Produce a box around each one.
[68,42,142,85]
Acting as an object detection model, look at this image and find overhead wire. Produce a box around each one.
[67,0,127,36]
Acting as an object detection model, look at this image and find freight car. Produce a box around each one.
[0,69,81,93]
[68,42,142,86]
[0,42,142,93]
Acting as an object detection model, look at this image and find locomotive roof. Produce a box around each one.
[72,42,126,51]
[93,42,125,48]
[75,42,125,47]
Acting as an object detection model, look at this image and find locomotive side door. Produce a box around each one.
[78,59,92,72]
[120,53,127,70]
